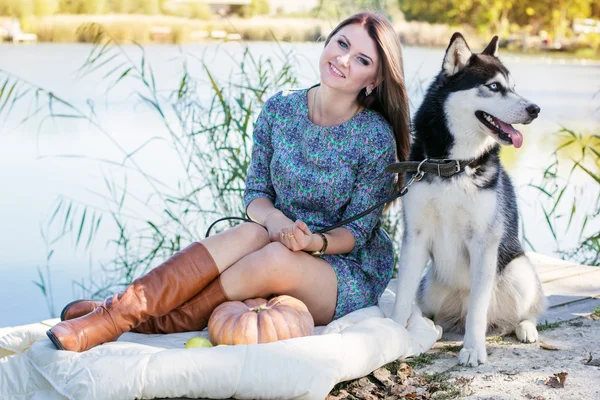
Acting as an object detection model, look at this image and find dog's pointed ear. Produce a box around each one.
[442,32,472,76]
[482,36,499,57]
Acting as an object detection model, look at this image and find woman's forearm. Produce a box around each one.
[248,198,356,254]
[246,197,284,226]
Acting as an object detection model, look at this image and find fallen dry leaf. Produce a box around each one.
[346,377,381,399]
[540,342,560,351]
[395,362,414,385]
[397,362,413,376]
[525,394,545,400]
[391,383,419,398]
[356,377,375,388]
[372,367,394,387]
[499,370,518,375]
[544,372,568,388]
[326,389,350,400]
[455,376,474,384]
[349,388,378,400]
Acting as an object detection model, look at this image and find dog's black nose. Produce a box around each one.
[526,104,540,117]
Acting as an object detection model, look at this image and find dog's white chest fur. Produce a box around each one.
[402,176,499,289]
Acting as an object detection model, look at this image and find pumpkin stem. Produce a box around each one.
[251,306,268,313]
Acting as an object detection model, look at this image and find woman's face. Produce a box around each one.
[319,23,380,95]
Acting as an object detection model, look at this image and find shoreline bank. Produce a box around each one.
[5,14,597,61]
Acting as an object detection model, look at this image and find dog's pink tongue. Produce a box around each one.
[497,120,523,148]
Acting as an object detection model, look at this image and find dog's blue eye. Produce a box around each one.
[338,40,348,49]
[488,83,500,91]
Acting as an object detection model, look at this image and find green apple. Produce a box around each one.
[184,336,213,349]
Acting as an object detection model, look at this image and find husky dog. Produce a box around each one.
[390,33,546,367]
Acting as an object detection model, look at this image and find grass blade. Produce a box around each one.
[542,206,557,242]
[574,161,600,185]
[75,208,88,247]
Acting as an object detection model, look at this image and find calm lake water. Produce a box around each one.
[0,42,599,327]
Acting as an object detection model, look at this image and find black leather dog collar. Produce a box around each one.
[385,159,474,177]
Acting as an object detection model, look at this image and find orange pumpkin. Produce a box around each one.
[208,295,314,345]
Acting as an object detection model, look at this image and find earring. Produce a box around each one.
[365,87,372,96]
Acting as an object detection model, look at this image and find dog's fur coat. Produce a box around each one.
[391,33,546,367]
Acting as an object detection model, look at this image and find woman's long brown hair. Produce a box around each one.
[324,12,410,204]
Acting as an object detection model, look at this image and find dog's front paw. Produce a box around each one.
[458,344,487,367]
[515,320,538,343]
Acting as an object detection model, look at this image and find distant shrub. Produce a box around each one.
[58,0,107,14]
[34,0,59,16]
[0,0,34,18]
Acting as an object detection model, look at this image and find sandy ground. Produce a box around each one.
[327,315,600,400]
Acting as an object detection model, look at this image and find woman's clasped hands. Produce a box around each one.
[263,211,314,252]
[279,220,314,252]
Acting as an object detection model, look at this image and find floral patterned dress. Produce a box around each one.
[243,87,397,319]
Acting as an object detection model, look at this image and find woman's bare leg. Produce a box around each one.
[60,222,270,324]
[220,242,338,325]
[48,222,272,351]
[202,222,270,273]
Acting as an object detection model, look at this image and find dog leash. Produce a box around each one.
[205,158,473,237]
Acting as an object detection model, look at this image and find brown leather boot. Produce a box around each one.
[60,299,101,321]
[46,242,221,352]
[132,276,229,333]
[60,277,229,334]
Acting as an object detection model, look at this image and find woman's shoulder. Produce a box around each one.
[262,88,307,114]
[356,109,395,148]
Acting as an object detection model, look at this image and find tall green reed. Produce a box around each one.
[6,20,594,320]
[528,127,600,266]
[1,23,302,314]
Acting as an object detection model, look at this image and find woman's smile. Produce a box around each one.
[328,62,346,78]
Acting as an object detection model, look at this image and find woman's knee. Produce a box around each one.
[258,242,300,292]
[232,222,270,248]
[222,243,295,298]
[201,222,270,273]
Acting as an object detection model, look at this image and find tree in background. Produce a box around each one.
[106,0,132,13]
[186,2,212,19]
[313,0,402,21]
[58,0,106,14]
[160,0,211,19]
[398,0,452,24]
[130,0,160,15]
[34,0,59,16]
[240,0,270,18]
[399,0,596,37]
[0,0,34,18]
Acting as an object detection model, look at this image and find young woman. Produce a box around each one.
[48,11,411,352]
